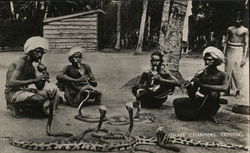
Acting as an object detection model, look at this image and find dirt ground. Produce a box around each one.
[0,51,249,153]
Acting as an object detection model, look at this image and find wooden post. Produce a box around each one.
[135,0,149,54]
[114,0,121,50]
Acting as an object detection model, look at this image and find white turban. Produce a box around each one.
[203,46,224,65]
[68,46,84,60]
[24,36,49,54]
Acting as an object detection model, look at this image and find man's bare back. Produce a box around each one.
[6,56,36,89]
[4,37,55,117]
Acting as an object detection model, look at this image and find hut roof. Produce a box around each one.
[44,9,105,23]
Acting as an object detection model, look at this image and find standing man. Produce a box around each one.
[56,46,102,107]
[5,36,58,118]
[132,52,180,109]
[223,12,249,98]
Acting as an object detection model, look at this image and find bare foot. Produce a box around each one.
[10,106,24,118]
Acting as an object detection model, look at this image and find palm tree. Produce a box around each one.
[159,0,188,71]
[158,0,188,87]
[114,0,121,50]
[135,0,149,54]
[123,0,188,89]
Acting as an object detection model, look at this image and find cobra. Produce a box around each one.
[46,88,73,137]
[1,102,249,152]
[74,92,155,125]
[1,102,179,152]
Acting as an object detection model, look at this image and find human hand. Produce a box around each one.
[192,77,201,86]
[36,74,49,82]
[37,63,47,73]
[193,72,201,78]
[152,75,160,81]
[240,59,246,67]
[184,80,192,88]
[77,76,88,83]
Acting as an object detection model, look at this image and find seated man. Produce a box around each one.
[5,36,58,118]
[56,46,102,107]
[173,46,229,123]
[132,52,180,109]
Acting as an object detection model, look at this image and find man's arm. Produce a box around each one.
[138,72,147,85]
[223,28,229,54]
[84,64,97,87]
[56,66,79,82]
[196,73,229,92]
[241,28,249,66]
[186,82,199,99]
[56,65,92,87]
[6,61,37,87]
[156,70,181,86]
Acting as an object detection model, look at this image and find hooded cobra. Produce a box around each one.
[1,101,249,152]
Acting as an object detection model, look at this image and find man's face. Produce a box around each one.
[204,55,215,67]
[29,48,45,62]
[70,52,82,64]
[151,55,161,67]
[234,17,242,27]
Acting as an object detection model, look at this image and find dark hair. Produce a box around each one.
[151,52,163,59]
[150,52,164,65]
[27,47,45,56]
[68,52,82,63]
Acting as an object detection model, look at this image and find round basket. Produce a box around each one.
[232,104,250,115]
[173,99,199,121]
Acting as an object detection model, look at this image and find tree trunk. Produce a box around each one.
[9,1,15,20]
[123,0,188,93]
[158,0,188,87]
[159,0,188,71]
[135,0,148,54]
[114,0,121,50]
[43,1,49,19]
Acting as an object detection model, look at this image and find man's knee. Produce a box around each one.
[29,94,47,105]
[132,84,144,96]
[95,90,102,97]
[79,89,102,105]
[93,90,102,105]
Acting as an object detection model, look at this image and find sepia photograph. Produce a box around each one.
[0,0,249,153]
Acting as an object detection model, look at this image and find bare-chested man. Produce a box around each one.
[223,12,249,98]
[132,52,180,109]
[173,46,229,123]
[56,46,102,107]
[5,36,58,118]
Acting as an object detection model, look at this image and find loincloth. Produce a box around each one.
[8,89,37,104]
[227,41,243,47]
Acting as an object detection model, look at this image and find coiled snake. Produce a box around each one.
[74,91,155,125]
[1,101,249,152]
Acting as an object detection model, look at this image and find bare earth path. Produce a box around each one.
[0,51,249,153]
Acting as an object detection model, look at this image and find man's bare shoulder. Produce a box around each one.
[227,26,248,30]
[217,70,227,78]
[241,26,249,32]
[227,26,234,30]
[160,68,172,75]
[143,70,151,73]
[9,56,26,69]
